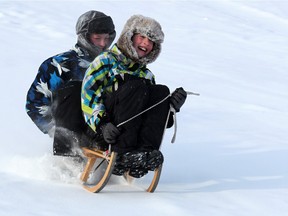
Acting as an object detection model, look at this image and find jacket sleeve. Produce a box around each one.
[81,55,111,133]
[26,57,63,134]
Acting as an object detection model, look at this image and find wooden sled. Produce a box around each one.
[80,147,162,193]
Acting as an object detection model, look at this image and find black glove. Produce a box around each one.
[170,87,187,112]
[101,122,121,144]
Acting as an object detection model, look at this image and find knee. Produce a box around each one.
[154,84,170,97]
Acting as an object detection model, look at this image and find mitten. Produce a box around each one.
[101,122,121,144]
[170,87,187,112]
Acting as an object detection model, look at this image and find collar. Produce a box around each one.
[110,44,146,70]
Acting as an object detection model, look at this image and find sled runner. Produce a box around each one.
[80,147,163,193]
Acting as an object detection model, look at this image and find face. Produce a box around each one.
[89,33,110,50]
[132,34,154,58]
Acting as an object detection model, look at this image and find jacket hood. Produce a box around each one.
[76,10,115,35]
[117,15,164,65]
[76,10,116,61]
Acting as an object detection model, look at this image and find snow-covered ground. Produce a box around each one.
[1,0,288,215]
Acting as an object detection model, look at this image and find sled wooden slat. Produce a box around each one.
[147,164,162,193]
[81,147,109,158]
[81,156,97,182]
[80,147,163,193]
[80,147,117,193]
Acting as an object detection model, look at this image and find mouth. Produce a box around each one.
[138,46,147,52]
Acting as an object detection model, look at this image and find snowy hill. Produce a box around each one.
[1,1,288,215]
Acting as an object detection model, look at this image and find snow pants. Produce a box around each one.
[104,78,171,154]
[52,79,172,156]
[52,81,90,156]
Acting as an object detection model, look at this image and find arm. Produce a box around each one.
[26,57,63,134]
[81,54,111,133]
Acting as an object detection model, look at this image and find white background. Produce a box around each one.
[1,1,288,215]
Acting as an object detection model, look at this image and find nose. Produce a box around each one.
[142,37,150,45]
[98,39,106,48]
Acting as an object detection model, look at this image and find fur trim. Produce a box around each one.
[117,15,164,65]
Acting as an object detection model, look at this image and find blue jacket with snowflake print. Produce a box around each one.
[26,45,92,134]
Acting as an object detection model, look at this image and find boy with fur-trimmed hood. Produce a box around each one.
[81,15,187,178]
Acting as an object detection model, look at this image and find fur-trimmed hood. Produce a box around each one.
[117,15,164,65]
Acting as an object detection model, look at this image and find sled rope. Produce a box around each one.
[157,104,177,148]
[93,158,106,172]
[116,93,176,144]
[104,144,112,156]
[116,94,171,127]
[170,106,177,143]
[116,90,199,144]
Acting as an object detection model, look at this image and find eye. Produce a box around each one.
[92,36,101,40]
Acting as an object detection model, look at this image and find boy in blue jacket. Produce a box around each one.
[26,11,116,156]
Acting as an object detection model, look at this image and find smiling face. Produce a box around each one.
[132,33,154,58]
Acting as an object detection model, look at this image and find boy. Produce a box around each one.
[26,11,116,156]
[81,15,187,177]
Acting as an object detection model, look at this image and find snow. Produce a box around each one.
[1,0,288,215]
